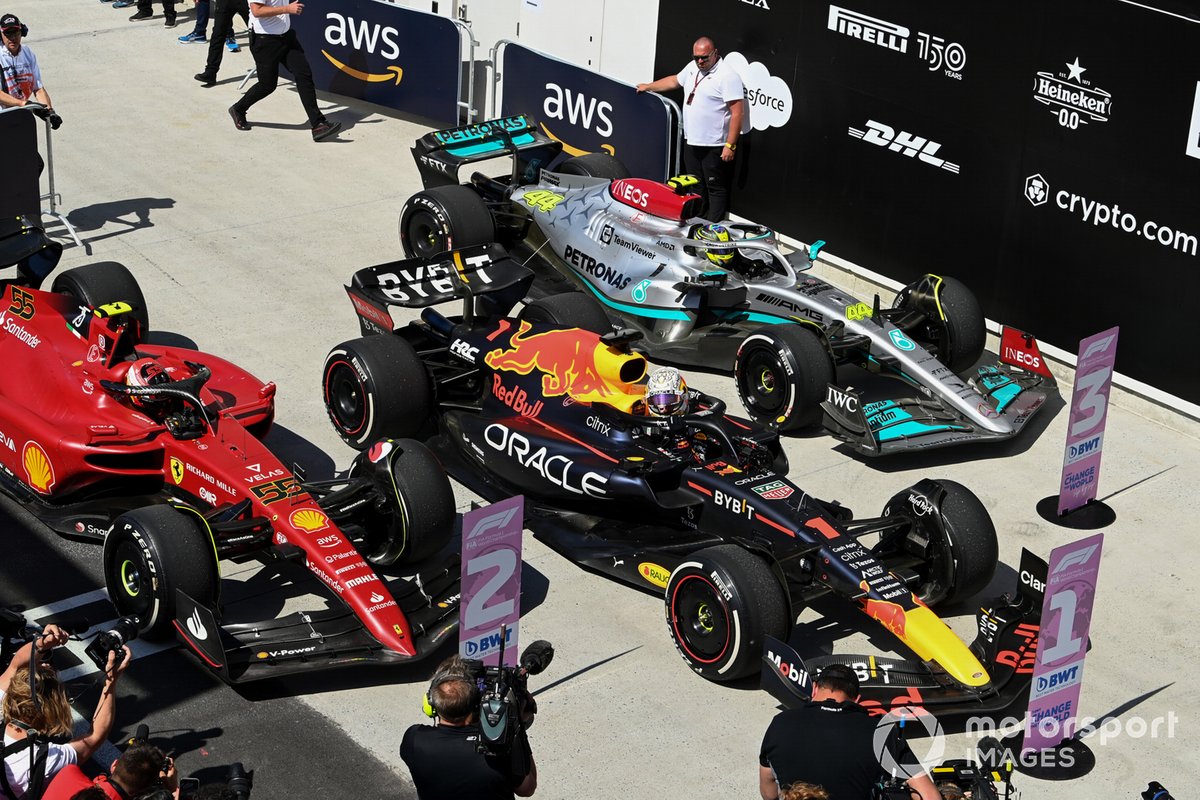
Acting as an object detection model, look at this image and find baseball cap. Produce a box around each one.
[814,663,860,696]
[0,14,22,31]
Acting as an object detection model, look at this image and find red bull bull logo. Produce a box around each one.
[860,581,908,638]
[483,322,645,406]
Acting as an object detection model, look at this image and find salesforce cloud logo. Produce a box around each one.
[724,52,793,131]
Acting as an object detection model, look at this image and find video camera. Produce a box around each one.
[461,630,554,759]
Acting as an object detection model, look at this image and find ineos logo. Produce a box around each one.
[617,182,649,208]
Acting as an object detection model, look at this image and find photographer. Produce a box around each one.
[400,655,537,800]
[42,743,179,800]
[2,625,131,799]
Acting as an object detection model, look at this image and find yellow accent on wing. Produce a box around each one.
[897,605,990,688]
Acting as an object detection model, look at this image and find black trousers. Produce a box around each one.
[137,0,176,15]
[683,143,736,223]
[234,29,323,126]
[203,0,250,76]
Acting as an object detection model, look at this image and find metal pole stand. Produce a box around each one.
[34,106,83,249]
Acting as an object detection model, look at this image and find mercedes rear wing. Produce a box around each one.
[411,114,563,189]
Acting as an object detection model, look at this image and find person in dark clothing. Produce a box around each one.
[758,664,941,800]
[126,0,178,28]
[227,0,340,142]
[194,0,250,86]
[399,656,536,800]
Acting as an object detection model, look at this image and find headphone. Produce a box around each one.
[2,22,29,37]
[422,665,478,719]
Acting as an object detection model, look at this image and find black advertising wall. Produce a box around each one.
[0,111,41,224]
[294,0,460,124]
[655,1,1200,405]
[499,44,676,180]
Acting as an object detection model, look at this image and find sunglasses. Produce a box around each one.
[2,29,20,38]
[693,53,713,62]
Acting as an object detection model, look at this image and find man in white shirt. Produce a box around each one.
[228,0,340,141]
[0,14,58,126]
[638,36,747,222]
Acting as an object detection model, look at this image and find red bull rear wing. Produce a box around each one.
[348,244,533,316]
[412,114,563,189]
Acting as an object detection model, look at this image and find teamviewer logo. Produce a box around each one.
[1025,174,1049,207]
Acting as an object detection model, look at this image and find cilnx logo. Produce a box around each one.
[323,13,404,84]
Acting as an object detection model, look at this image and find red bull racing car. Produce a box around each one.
[320,244,1042,714]
[0,218,460,682]
[395,115,1058,457]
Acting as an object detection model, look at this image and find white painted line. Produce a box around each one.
[24,588,110,619]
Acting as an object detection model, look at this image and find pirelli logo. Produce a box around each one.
[827,5,909,53]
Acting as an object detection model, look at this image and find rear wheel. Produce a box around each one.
[556,153,631,180]
[363,439,455,566]
[103,505,217,640]
[665,545,788,681]
[399,185,494,258]
[895,275,985,374]
[52,261,149,334]
[323,336,431,449]
[519,292,612,335]
[734,326,833,431]
[879,480,997,606]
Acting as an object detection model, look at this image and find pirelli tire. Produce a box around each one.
[519,292,613,336]
[399,185,495,259]
[556,153,632,180]
[879,480,998,607]
[52,261,150,334]
[364,439,455,566]
[103,505,217,641]
[665,545,789,682]
[733,326,833,431]
[323,336,431,449]
[896,275,985,375]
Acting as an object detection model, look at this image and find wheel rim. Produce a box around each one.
[670,574,730,664]
[110,539,154,619]
[739,349,787,416]
[406,211,447,258]
[325,360,367,436]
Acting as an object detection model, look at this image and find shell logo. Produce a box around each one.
[290,508,330,533]
[23,442,55,494]
[638,562,671,589]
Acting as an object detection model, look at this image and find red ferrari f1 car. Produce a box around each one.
[0,218,460,682]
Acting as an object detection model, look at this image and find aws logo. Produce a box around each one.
[322,13,404,85]
[542,83,615,156]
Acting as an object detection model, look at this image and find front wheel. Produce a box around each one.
[323,336,431,449]
[103,505,217,640]
[734,326,833,431]
[52,261,149,334]
[665,545,789,681]
[894,275,985,374]
[360,439,455,566]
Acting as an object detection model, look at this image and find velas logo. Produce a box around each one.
[322,13,403,85]
[723,52,792,131]
[542,83,616,157]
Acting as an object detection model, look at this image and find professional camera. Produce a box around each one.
[84,616,139,670]
[461,629,554,758]
[1141,782,1174,800]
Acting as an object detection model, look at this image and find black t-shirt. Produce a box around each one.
[400,723,518,800]
[759,700,919,800]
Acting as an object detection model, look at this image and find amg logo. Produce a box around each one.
[755,293,823,322]
[828,5,908,53]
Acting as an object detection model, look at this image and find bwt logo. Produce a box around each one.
[1036,665,1080,694]
[1025,174,1049,206]
[544,83,613,138]
[1066,433,1103,465]
[463,626,514,657]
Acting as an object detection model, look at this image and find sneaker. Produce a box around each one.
[226,36,240,53]
[164,15,178,27]
[228,105,250,131]
[178,31,206,43]
[194,72,216,87]
[128,10,153,20]
[311,119,342,141]
[113,0,136,7]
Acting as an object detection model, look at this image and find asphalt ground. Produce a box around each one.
[3,1,1198,797]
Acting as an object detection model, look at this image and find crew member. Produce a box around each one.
[43,743,180,800]
[637,36,747,222]
[0,14,59,126]
[758,664,942,800]
[400,656,536,800]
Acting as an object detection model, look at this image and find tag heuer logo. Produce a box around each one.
[753,480,794,500]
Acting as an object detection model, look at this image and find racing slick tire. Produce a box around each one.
[733,326,833,431]
[556,153,631,180]
[894,275,985,375]
[324,336,432,449]
[519,292,613,335]
[363,439,456,566]
[399,185,495,259]
[103,505,217,641]
[665,545,789,682]
[52,261,150,335]
[879,480,998,606]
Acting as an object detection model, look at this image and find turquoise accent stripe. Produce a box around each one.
[989,383,1022,413]
[444,133,536,157]
[876,420,959,442]
[579,279,691,321]
[715,309,791,325]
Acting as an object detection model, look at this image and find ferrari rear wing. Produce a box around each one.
[412,114,563,189]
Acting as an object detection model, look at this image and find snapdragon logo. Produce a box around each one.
[1033,58,1112,129]
[1023,173,1198,257]
[724,52,792,131]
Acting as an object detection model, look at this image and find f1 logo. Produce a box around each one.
[1053,543,1099,574]
[467,505,520,540]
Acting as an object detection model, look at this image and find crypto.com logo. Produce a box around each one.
[1025,174,1049,207]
